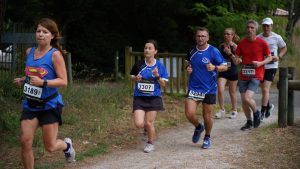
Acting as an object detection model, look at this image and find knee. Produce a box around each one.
[203,112,212,121]
[44,143,56,153]
[185,111,193,119]
[20,135,33,151]
[262,87,269,94]
[135,121,144,129]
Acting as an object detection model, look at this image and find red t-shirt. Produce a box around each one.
[235,37,270,80]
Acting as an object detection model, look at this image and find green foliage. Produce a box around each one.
[0,110,19,132]
[0,71,23,99]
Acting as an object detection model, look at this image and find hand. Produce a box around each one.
[233,57,242,65]
[206,62,215,71]
[272,56,280,62]
[135,74,142,81]
[252,61,263,68]
[29,76,43,86]
[223,46,231,55]
[13,78,24,87]
[152,67,159,78]
[186,64,192,74]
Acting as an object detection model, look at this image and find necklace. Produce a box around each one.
[34,47,52,60]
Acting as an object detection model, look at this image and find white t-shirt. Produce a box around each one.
[257,32,286,69]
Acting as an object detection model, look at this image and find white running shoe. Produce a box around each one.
[64,138,76,162]
[144,143,155,153]
[229,111,238,119]
[215,110,225,119]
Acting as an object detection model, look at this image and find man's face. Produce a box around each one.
[262,24,272,34]
[195,30,209,47]
[246,23,257,36]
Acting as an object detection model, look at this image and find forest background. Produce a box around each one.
[1,0,299,78]
[1,0,300,168]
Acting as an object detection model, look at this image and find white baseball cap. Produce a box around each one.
[262,18,273,25]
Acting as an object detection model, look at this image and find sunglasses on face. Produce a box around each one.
[263,24,271,27]
[224,33,231,35]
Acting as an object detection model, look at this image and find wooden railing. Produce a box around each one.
[278,67,300,127]
[125,46,188,95]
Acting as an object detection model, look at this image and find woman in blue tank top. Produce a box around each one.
[13,18,75,168]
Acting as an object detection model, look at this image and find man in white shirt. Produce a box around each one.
[258,17,287,120]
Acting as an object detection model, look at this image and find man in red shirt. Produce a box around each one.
[233,20,272,130]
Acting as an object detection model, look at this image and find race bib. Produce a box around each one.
[23,83,43,98]
[242,64,255,77]
[188,90,205,101]
[137,80,155,93]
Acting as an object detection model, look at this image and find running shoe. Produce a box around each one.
[192,123,204,143]
[253,111,261,128]
[240,121,253,131]
[229,111,238,119]
[202,136,211,149]
[215,110,225,119]
[265,104,274,118]
[64,138,76,162]
[144,143,155,153]
[260,111,265,121]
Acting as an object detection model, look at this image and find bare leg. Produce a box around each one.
[261,80,272,106]
[145,111,157,142]
[20,119,39,169]
[185,98,200,127]
[228,80,238,111]
[217,78,227,111]
[42,123,68,153]
[241,90,256,120]
[133,110,146,129]
[202,103,213,135]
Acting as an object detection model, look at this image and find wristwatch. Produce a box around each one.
[43,79,48,87]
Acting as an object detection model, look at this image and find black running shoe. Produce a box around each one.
[253,111,261,128]
[240,121,253,131]
[265,104,274,118]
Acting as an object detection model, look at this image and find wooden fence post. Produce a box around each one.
[115,51,119,81]
[278,67,288,128]
[287,67,295,126]
[125,46,132,77]
[67,53,73,87]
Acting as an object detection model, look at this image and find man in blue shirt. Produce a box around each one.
[185,27,227,149]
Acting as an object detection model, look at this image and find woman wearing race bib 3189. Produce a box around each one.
[13,18,75,169]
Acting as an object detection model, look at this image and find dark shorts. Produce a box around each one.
[262,68,277,82]
[133,96,164,112]
[218,73,238,81]
[186,92,216,104]
[20,106,63,126]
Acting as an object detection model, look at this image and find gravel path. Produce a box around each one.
[66,90,300,169]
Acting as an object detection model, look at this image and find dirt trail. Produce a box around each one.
[65,90,300,169]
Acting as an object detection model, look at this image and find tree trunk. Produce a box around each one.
[286,0,300,43]
[228,0,234,12]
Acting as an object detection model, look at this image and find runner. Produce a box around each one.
[233,20,272,130]
[257,17,287,120]
[215,28,240,119]
[13,18,75,169]
[185,27,227,149]
[130,40,169,153]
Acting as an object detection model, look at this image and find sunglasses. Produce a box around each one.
[224,33,231,35]
[263,24,271,27]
